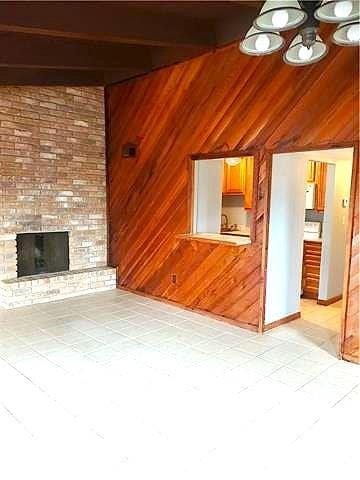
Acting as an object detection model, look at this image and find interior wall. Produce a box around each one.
[193,159,223,233]
[265,153,307,324]
[319,156,353,300]
[106,30,358,338]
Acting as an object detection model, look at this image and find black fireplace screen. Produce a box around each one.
[16,232,69,278]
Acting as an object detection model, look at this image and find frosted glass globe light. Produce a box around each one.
[298,45,313,61]
[255,34,271,52]
[346,24,360,41]
[334,1,353,18]
[272,10,289,28]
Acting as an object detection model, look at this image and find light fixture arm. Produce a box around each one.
[298,1,322,47]
[301,26,318,47]
[299,1,322,12]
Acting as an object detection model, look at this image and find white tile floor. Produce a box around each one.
[0,291,358,479]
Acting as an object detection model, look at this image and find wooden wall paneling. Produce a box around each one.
[341,144,359,363]
[264,50,358,151]
[107,34,359,356]
[259,150,273,334]
[235,36,344,150]
[249,151,261,244]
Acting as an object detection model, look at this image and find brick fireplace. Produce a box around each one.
[0,86,116,308]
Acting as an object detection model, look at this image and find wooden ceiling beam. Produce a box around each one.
[0,67,106,85]
[0,67,147,86]
[0,34,152,71]
[0,1,261,86]
[214,7,260,46]
[0,1,216,48]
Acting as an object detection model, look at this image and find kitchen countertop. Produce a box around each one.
[178,233,251,246]
[304,237,322,243]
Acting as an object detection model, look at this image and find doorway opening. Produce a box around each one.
[264,147,354,356]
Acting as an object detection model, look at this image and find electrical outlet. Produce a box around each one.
[171,274,177,285]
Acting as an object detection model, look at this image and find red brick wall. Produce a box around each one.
[0,87,107,280]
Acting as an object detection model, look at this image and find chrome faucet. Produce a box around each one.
[221,214,229,231]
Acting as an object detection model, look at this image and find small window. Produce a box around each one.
[191,156,255,244]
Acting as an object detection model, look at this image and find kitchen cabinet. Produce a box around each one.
[223,159,246,195]
[314,162,327,212]
[302,240,322,299]
[222,156,254,209]
[307,160,316,182]
[244,157,254,209]
[306,160,327,212]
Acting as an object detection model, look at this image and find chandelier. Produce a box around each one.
[240,0,360,66]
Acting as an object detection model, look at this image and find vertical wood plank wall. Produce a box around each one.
[107,30,359,359]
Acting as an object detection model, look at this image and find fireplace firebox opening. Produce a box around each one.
[16,232,69,278]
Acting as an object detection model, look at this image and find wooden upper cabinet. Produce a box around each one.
[222,156,254,209]
[244,157,254,209]
[223,159,246,195]
[315,162,327,211]
[306,160,327,212]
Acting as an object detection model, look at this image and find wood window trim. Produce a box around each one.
[190,148,257,160]
[185,149,260,245]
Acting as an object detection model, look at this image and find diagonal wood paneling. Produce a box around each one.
[107,27,359,345]
[342,151,359,363]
